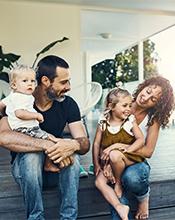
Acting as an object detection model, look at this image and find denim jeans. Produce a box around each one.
[110,161,151,220]
[11,152,80,220]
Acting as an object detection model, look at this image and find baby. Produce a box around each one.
[0,65,59,172]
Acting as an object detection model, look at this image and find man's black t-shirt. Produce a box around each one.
[11,96,81,163]
[34,96,81,138]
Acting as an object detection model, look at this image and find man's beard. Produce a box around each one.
[47,88,67,102]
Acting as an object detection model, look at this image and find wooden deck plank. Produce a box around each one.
[1,207,175,220]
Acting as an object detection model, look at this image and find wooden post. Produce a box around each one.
[138,41,144,83]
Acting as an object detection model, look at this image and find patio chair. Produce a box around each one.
[69,81,103,136]
[69,82,102,177]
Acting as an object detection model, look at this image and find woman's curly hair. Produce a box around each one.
[133,76,175,128]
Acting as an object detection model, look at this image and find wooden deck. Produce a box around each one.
[0,120,175,219]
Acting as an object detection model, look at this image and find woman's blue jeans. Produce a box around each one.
[11,152,80,220]
[110,161,151,220]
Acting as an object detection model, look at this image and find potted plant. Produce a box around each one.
[0,37,69,98]
[0,37,69,83]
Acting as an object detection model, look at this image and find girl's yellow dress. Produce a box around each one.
[100,115,145,163]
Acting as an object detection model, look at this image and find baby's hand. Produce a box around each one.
[36,113,44,123]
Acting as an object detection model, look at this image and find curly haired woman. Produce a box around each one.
[101,76,175,220]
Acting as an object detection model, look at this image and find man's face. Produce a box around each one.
[46,66,71,100]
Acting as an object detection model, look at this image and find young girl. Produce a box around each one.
[0,65,61,172]
[93,88,145,220]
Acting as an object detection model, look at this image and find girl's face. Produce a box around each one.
[136,85,162,108]
[12,71,36,95]
[111,95,132,120]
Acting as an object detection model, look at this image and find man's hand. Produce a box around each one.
[45,138,80,164]
[59,156,74,169]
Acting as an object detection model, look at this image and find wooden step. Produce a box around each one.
[0,173,175,219]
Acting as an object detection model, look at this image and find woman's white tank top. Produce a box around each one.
[139,115,149,140]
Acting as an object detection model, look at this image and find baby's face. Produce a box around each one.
[13,71,36,95]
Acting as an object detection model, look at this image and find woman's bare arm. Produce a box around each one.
[136,120,160,158]
[127,120,144,153]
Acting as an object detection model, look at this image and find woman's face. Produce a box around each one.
[136,85,162,109]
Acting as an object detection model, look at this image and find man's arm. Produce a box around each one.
[46,121,90,164]
[0,117,53,152]
[69,121,90,154]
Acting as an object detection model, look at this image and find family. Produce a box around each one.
[0,55,174,220]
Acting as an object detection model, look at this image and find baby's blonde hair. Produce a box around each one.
[9,65,35,90]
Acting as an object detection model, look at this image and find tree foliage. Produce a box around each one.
[143,40,159,79]
[92,59,116,89]
[92,39,158,89]
[115,39,158,83]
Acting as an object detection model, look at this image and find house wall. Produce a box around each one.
[0,0,83,86]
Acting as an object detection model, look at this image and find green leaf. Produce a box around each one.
[36,37,69,57]
[1,59,13,68]
[0,72,9,82]
[0,46,3,56]
[4,53,21,62]
[0,63,3,72]
[32,37,69,68]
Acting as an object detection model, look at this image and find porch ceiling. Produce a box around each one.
[9,0,175,56]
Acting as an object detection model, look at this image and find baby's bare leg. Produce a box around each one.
[44,156,60,172]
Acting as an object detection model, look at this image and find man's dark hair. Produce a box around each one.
[36,55,69,84]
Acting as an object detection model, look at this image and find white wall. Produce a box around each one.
[0,0,83,86]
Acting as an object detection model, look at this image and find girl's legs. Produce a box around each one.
[109,150,134,198]
[95,171,129,220]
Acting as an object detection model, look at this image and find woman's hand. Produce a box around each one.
[117,145,128,153]
[45,138,80,163]
[101,143,121,161]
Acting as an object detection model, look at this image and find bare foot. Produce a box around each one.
[44,164,60,172]
[116,203,129,220]
[135,196,149,219]
[114,182,123,198]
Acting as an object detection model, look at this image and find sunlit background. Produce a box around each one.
[151,26,175,90]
